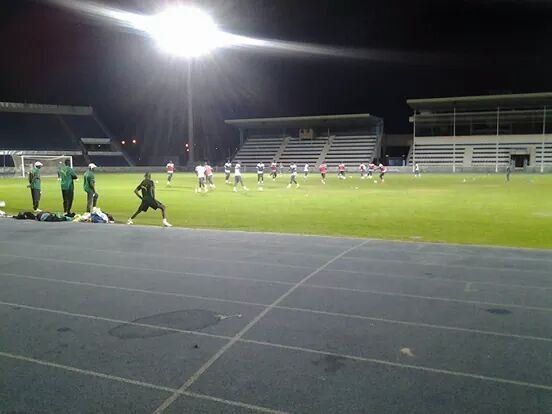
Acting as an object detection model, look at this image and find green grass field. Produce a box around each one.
[1,172,551,249]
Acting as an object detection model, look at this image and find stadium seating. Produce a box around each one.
[277,137,327,166]
[88,153,130,166]
[232,136,285,165]
[0,113,80,150]
[61,115,107,139]
[323,135,378,167]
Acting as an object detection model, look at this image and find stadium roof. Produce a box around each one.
[225,113,382,129]
[0,101,93,115]
[407,92,552,111]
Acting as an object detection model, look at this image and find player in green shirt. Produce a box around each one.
[59,159,78,214]
[27,161,43,211]
[83,163,98,213]
[127,172,172,227]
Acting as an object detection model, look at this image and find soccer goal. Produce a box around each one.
[13,154,73,177]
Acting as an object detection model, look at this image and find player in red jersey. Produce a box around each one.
[205,162,215,189]
[271,161,278,181]
[319,162,328,184]
[166,161,175,186]
[378,163,387,182]
[338,162,346,179]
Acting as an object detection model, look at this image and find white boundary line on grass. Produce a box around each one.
[2,272,552,343]
[150,240,371,414]
[0,351,286,414]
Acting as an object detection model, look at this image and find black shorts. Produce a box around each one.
[140,198,163,212]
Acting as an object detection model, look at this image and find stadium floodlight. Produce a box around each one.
[141,6,223,58]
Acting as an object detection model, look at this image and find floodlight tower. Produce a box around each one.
[144,6,222,166]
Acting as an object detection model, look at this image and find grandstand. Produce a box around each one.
[408,92,552,172]
[225,114,383,169]
[0,102,131,175]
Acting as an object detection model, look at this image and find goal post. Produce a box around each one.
[14,154,73,178]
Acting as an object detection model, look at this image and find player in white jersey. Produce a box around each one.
[166,161,175,186]
[195,163,207,192]
[303,163,309,179]
[359,163,367,179]
[256,162,265,185]
[287,162,300,188]
[224,160,232,184]
[414,163,421,178]
[233,161,248,192]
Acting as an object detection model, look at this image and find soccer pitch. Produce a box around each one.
[1,172,551,249]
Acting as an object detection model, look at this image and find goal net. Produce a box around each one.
[13,155,73,178]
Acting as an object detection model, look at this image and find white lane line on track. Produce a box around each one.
[150,240,371,414]
[0,351,287,414]
[2,272,552,343]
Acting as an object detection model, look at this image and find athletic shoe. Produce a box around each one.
[34,208,42,213]
[163,219,172,227]
[127,219,133,225]
[233,187,237,192]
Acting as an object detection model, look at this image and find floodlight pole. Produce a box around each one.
[187,59,195,166]
[495,106,500,173]
[452,106,456,173]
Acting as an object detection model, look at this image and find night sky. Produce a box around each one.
[1,0,551,160]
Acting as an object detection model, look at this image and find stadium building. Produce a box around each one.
[408,92,552,173]
[225,114,383,169]
[0,101,131,176]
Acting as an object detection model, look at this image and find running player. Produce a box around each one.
[233,161,248,192]
[414,163,421,178]
[166,161,175,186]
[378,163,387,182]
[287,162,300,188]
[28,161,43,212]
[338,162,346,179]
[195,162,207,193]
[127,172,172,227]
[256,161,265,185]
[319,162,328,184]
[359,163,367,179]
[271,161,278,181]
[224,160,232,184]
[303,163,309,179]
[368,162,376,178]
[205,162,215,189]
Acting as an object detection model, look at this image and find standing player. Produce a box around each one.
[270,161,278,181]
[414,163,421,178]
[338,162,346,179]
[359,163,367,179]
[506,163,511,182]
[368,162,376,178]
[279,162,284,175]
[224,160,232,184]
[59,159,78,215]
[378,162,387,182]
[205,162,215,189]
[127,172,172,227]
[83,163,98,212]
[56,161,63,181]
[303,163,309,179]
[233,161,248,192]
[287,162,300,188]
[319,162,328,184]
[195,162,207,192]
[256,161,265,185]
[27,161,42,212]
[166,160,175,186]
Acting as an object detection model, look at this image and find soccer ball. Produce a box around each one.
[156,180,159,184]
[0,201,5,208]
[259,187,264,191]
